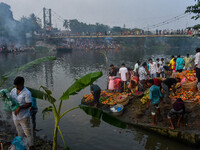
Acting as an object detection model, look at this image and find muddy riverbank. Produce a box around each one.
[116,97,200,147]
[0,118,63,150]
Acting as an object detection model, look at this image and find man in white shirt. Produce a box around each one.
[194,48,200,90]
[10,77,34,150]
[138,62,149,91]
[119,63,128,92]
[134,60,141,75]
[149,58,157,79]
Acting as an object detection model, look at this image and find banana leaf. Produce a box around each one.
[0,56,56,86]
[60,71,103,100]
[42,106,53,120]
[40,86,53,95]
[79,105,127,129]
[27,87,56,104]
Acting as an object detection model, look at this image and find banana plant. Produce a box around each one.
[29,71,103,150]
[0,56,56,87]
[29,71,127,150]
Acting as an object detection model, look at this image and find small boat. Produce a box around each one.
[56,43,72,52]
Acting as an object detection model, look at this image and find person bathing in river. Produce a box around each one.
[90,84,101,107]
[10,77,34,150]
[146,79,162,126]
[149,58,157,79]
[167,98,185,130]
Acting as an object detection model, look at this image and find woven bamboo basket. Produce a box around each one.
[115,95,128,103]
[182,79,198,91]
[117,99,129,106]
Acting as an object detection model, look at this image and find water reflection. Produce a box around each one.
[0,37,200,150]
[90,117,101,128]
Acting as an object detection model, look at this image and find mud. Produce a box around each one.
[116,96,200,146]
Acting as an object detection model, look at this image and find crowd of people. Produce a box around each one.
[104,48,200,128]
[66,38,120,50]
[6,48,200,149]
[0,43,35,53]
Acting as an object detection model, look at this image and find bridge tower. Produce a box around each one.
[43,8,52,37]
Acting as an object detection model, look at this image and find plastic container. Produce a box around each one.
[110,104,124,116]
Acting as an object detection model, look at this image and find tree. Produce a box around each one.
[185,1,200,29]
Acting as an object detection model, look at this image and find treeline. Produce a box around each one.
[0,3,41,44]
[65,19,143,34]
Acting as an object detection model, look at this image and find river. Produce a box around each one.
[0,37,199,150]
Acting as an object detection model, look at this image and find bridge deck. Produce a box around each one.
[48,34,193,39]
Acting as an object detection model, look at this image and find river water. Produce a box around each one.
[0,37,199,150]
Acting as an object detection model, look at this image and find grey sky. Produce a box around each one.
[0,0,198,30]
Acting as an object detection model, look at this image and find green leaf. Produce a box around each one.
[42,106,53,120]
[59,71,103,100]
[79,105,127,129]
[40,86,52,95]
[0,56,56,86]
[27,87,56,104]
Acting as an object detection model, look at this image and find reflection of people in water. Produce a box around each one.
[90,117,101,127]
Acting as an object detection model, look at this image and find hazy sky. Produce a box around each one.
[0,0,198,30]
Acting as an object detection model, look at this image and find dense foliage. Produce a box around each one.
[185,0,200,29]
[64,19,143,34]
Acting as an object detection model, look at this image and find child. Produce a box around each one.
[30,97,38,131]
[146,79,162,126]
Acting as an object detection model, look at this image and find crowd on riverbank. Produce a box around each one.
[84,48,200,130]
[0,43,35,53]
[66,38,120,50]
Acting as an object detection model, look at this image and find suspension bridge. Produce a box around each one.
[35,8,197,39]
